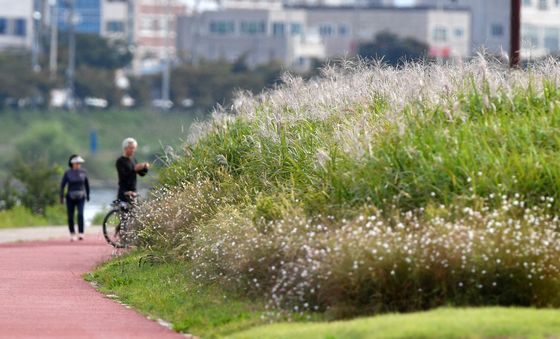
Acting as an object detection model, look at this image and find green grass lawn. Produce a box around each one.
[0,205,66,228]
[87,252,267,338]
[231,307,560,339]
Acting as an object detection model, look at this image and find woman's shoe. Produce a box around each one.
[78,234,84,241]
[70,234,77,242]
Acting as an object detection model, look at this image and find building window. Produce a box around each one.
[544,27,560,51]
[319,24,334,37]
[338,24,349,36]
[14,19,26,37]
[240,21,266,35]
[106,20,124,33]
[433,26,447,42]
[556,0,560,7]
[522,24,539,47]
[523,0,532,5]
[210,20,235,35]
[454,27,464,38]
[538,0,548,9]
[272,22,285,37]
[0,18,6,35]
[291,22,303,35]
[491,24,504,37]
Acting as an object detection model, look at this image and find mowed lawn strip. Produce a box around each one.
[88,252,267,338]
[230,307,560,339]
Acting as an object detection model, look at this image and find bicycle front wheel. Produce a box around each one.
[102,209,125,248]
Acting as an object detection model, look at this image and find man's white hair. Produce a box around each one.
[122,137,138,150]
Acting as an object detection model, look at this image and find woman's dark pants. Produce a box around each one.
[66,197,85,234]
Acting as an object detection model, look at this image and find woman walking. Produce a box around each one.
[60,154,90,241]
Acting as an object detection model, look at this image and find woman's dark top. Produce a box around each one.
[116,156,148,200]
[60,169,90,201]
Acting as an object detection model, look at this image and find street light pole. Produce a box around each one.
[66,0,76,109]
[510,0,521,68]
[126,0,134,62]
[49,0,58,79]
[162,0,172,107]
[32,0,42,72]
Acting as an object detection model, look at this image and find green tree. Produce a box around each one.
[0,177,18,210]
[167,60,284,112]
[75,66,121,105]
[15,121,74,165]
[10,157,61,215]
[358,31,428,66]
[0,51,52,107]
[57,33,132,70]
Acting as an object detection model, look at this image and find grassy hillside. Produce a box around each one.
[231,307,560,339]
[0,109,197,183]
[92,58,560,336]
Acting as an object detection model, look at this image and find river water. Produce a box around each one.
[84,187,149,225]
[84,188,116,225]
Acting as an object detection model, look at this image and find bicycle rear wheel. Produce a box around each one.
[102,209,125,248]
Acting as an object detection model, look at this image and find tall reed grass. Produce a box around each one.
[134,57,560,317]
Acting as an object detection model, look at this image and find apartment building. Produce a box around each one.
[303,5,471,59]
[133,0,188,74]
[416,0,560,58]
[0,0,34,50]
[522,0,560,58]
[177,7,326,70]
[414,1,510,56]
[101,0,129,40]
[57,0,102,34]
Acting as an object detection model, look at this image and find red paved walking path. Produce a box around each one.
[0,233,184,338]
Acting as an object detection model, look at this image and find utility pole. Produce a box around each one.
[510,0,521,68]
[126,0,134,60]
[66,0,76,109]
[49,0,58,79]
[31,0,42,72]
[162,0,172,108]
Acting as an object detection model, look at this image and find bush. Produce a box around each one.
[10,157,62,215]
[134,58,560,317]
[0,204,66,228]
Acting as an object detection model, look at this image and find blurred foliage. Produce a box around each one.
[14,121,74,165]
[0,51,53,106]
[0,177,18,211]
[10,157,61,215]
[57,33,133,70]
[358,31,428,65]
[138,58,285,112]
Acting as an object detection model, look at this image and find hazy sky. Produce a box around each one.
[394,0,415,5]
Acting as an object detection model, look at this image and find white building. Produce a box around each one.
[415,0,560,58]
[283,0,395,6]
[521,0,560,58]
[304,5,471,59]
[414,0,510,56]
[101,0,129,40]
[177,7,326,70]
[0,0,34,51]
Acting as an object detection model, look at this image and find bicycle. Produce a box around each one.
[102,199,135,248]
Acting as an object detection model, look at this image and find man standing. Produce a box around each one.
[116,137,150,202]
